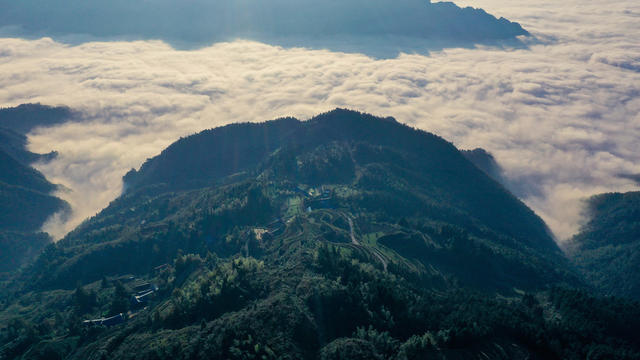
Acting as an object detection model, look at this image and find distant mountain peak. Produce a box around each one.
[0,103,73,134]
[0,0,528,54]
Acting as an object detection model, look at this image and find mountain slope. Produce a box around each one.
[0,232,51,276]
[0,103,68,165]
[0,127,57,165]
[0,200,63,272]
[125,110,557,253]
[0,104,72,135]
[0,147,67,272]
[0,148,56,195]
[20,109,577,293]
[565,191,640,299]
[461,148,505,185]
[6,110,636,360]
[0,104,71,273]
[0,0,527,50]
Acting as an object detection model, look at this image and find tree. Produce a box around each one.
[73,286,96,314]
[110,281,129,314]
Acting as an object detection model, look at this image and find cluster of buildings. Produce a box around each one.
[83,280,158,328]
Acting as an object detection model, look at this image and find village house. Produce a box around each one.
[83,313,125,327]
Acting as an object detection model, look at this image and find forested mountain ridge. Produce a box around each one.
[1,110,638,360]
[0,104,72,135]
[0,103,71,169]
[23,109,573,293]
[0,104,71,274]
[565,191,640,300]
[461,148,505,185]
[0,127,57,166]
[0,149,56,196]
[125,109,557,253]
[21,109,575,291]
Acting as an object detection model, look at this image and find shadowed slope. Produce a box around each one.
[5,110,635,360]
[0,104,71,272]
[125,109,556,253]
[566,191,640,299]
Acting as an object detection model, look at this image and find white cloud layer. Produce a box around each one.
[1,0,639,241]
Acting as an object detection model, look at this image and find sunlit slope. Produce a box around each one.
[5,110,638,360]
[30,109,574,291]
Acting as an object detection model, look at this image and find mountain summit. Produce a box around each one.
[3,110,637,360]
[28,109,573,291]
[126,109,556,253]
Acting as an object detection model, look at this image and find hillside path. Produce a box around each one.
[346,213,388,272]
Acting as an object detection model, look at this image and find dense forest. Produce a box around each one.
[0,104,72,135]
[565,191,640,300]
[460,148,505,186]
[1,109,639,359]
[0,104,71,274]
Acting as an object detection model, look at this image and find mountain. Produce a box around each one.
[2,110,638,360]
[565,191,640,300]
[0,127,57,165]
[0,104,71,274]
[0,232,51,278]
[461,148,505,185]
[31,109,575,290]
[126,110,558,252]
[0,103,70,164]
[0,104,73,135]
[0,148,55,195]
[0,147,67,273]
[0,0,527,51]
[0,147,67,231]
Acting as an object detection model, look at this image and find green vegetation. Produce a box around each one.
[0,232,51,274]
[0,104,73,274]
[0,104,72,135]
[565,191,640,299]
[1,109,637,359]
[461,148,504,184]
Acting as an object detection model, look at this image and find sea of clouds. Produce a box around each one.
[0,0,638,241]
